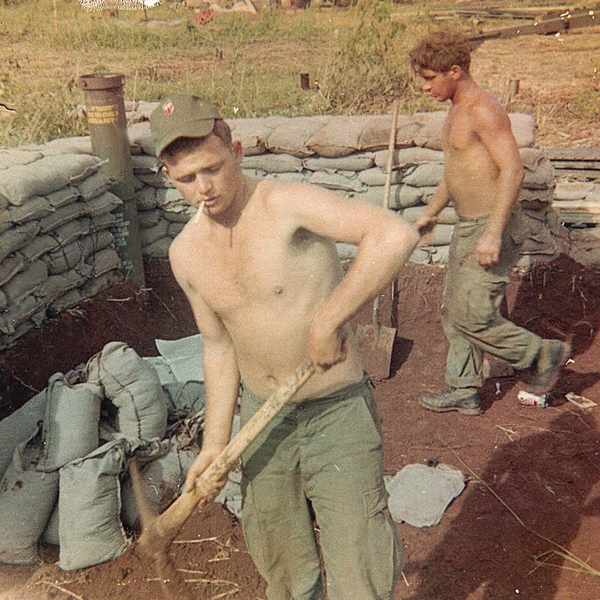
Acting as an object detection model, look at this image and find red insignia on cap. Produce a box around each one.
[163,99,175,116]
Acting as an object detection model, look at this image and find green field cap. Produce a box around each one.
[150,94,221,157]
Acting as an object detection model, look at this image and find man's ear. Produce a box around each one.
[232,140,244,162]
[449,65,463,79]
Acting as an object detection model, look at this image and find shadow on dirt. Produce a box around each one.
[390,337,414,376]
[0,260,196,419]
[407,409,600,599]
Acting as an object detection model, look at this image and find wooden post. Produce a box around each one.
[504,77,520,106]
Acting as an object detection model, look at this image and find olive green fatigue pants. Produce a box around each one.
[442,211,542,389]
[239,376,403,600]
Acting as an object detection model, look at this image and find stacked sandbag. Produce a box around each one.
[0,144,125,349]
[120,379,205,529]
[0,109,560,347]
[0,358,119,567]
[58,438,133,570]
[0,426,58,565]
[38,373,103,473]
[0,388,47,478]
[391,144,564,266]
[513,147,570,266]
[0,340,206,570]
[120,436,196,530]
[551,181,600,226]
[86,341,168,441]
[125,109,558,267]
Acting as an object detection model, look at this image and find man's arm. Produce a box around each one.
[414,178,451,236]
[169,241,240,497]
[271,182,420,368]
[183,329,239,497]
[473,100,524,267]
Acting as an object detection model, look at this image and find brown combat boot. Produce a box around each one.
[419,387,482,416]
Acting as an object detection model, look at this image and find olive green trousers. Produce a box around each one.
[240,376,403,600]
[442,212,542,389]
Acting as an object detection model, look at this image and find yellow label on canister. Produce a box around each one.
[87,104,119,125]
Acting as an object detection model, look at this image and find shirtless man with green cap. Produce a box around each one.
[150,94,419,600]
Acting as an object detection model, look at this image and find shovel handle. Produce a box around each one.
[369,100,400,329]
[383,100,400,211]
[138,359,316,556]
[372,294,381,330]
[198,359,315,483]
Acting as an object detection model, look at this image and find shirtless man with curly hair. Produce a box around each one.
[410,28,570,415]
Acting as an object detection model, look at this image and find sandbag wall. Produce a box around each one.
[536,147,600,235]
[0,110,561,350]
[125,108,562,266]
[0,138,126,350]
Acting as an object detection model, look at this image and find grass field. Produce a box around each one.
[0,0,598,147]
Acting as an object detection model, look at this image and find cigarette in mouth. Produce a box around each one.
[194,201,205,224]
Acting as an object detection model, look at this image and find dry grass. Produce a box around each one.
[470,29,600,147]
[0,0,598,147]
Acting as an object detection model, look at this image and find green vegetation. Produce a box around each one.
[0,0,436,146]
[315,0,408,111]
[568,90,600,120]
[0,0,597,147]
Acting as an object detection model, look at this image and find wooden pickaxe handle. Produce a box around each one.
[137,359,316,558]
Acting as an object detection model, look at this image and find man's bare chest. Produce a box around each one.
[442,112,477,154]
[189,228,335,317]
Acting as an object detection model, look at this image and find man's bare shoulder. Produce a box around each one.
[257,178,318,200]
[468,88,512,128]
[254,178,337,214]
[168,221,197,270]
[170,219,196,248]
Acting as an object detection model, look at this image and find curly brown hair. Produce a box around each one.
[409,27,472,74]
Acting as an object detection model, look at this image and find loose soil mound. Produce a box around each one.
[1,255,599,600]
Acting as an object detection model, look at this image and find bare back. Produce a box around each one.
[442,87,519,219]
[171,178,364,400]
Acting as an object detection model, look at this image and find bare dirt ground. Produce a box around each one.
[1,7,600,599]
[0,247,599,600]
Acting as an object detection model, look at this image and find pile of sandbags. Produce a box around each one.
[125,109,560,266]
[0,341,205,570]
[0,141,125,349]
[0,109,561,349]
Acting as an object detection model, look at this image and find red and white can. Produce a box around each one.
[518,390,549,407]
